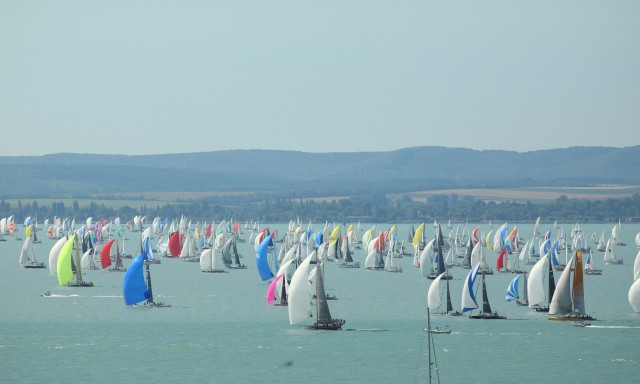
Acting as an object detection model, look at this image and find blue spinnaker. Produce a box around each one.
[256,233,274,281]
[123,253,150,306]
[506,274,521,301]
[551,239,561,266]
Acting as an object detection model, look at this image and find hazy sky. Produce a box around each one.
[1,1,638,156]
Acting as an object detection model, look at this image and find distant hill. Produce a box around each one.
[0,146,638,198]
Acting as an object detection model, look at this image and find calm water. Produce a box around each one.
[1,222,639,383]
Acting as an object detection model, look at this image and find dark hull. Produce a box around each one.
[304,319,345,330]
[469,313,506,319]
[23,263,46,269]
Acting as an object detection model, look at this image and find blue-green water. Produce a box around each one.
[1,223,638,383]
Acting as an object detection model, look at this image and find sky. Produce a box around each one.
[1,1,639,156]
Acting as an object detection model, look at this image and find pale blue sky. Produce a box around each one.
[1,1,638,156]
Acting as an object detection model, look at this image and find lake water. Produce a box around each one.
[1,222,638,383]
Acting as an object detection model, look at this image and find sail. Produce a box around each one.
[428,273,445,310]
[200,249,212,271]
[267,274,284,303]
[100,239,115,269]
[435,226,446,274]
[48,236,67,274]
[470,242,482,268]
[168,232,181,257]
[634,250,640,282]
[528,255,548,307]
[57,235,76,285]
[123,253,150,305]
[19,237,31,265]
[485,230,494,251]
[329,225,341,243]
[419,239,435,277]
[413,223,425,249]
[461,264,480,313]
[314,262,333,325]
[256,233,274,281]
[629,278,640,312]
[496,248,505,270]
[288,253,315,325]
[506,274,521,301]
[573,252,585,314]
[364,249,377,269]
[635,232,640,247]
[81,250,93,270]
[480,274,492,314]
[549,255,575,315]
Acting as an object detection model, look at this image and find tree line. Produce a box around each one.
[2,193,639,224]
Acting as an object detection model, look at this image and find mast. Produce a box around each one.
[75,236,83,283]
[548,249,556,305]
[428,307,432,384]
[145,252,154,305]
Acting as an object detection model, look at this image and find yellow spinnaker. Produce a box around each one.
[413,223,425,249]
[329,225,341,243]
[25,224,33,239]
[486,230,494,251]
[57,235,76,285]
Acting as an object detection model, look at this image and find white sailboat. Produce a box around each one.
[603,237,623,264]
[19,225,45,268]
[549,252,594,321]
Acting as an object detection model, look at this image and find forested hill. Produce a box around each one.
[0,145,638,197]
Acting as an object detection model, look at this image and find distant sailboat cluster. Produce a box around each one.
[6,212,640,337]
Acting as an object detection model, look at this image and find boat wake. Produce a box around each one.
[42,294,80,298]
[343,328,388,332]
[586,325,640,329]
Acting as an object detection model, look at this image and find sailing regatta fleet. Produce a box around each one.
[4,214,640,328]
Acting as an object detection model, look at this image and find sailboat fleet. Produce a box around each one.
[7,213,640,339]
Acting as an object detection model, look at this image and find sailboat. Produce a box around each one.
[529,247,556,312]
[427,225,452,280]
[506,273,528,306]
[603,238,623,264]
[288,252,344,330]
[200,246,227,273]
[57,234,94,287]
[548,252,594,321]
[584,250,602,275]
[469,268,506,319]
[426,273,454,337]
[429,272,461,316]
[123,238,169,307]
[19,224,45,268]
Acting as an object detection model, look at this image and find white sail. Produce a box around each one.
[48,236,67,274]
[528,255,549,307]
[518,240,529,262]
[81,250,93,270]
[549,255,575,315]
[288,253,315,325]
[419,241,434,277]
[461,264,480,313]
[180,235,192,258]
[633,250,640,282]
[428,273,444,310]
[635,232,640,247]
[470,242,483,268]
[19,237,31,265]
[211,247,226,271]
[276,259,295,283]
[364,249,377,269]
[200,249,212,271]
[629,278,640,313]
